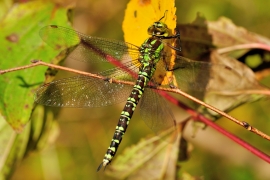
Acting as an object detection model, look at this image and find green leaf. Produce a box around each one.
[0,1,69,178]
[0,115,30,179]
[0,1,70,132]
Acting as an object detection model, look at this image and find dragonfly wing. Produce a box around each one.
[172,55,242,93]
[140,88,176,135]
[39,25,140,64]
[35,75,134,107]
[98,60,140,81]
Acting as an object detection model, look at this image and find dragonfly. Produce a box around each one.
[35,14,241,171]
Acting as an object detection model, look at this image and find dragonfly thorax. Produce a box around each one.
[139,37,164,65]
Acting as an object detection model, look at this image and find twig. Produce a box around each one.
[158,87,270,141]
[197,114,270,163]
[217,43,270,54]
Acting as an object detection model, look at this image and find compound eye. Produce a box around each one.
[147,21,169,37]
[147,25,155,35]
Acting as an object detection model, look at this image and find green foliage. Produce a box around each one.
[0,1,69,131]
[0,1,69,178]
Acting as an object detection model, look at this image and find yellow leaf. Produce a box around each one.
[123,0,177,46]
[122,0,177,85]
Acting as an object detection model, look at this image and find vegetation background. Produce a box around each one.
[1,0,269,179]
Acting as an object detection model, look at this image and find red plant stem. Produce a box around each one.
[197,114,270,163]
[158,91,197,115]
[71,42,270,162]
[159,90,270,162]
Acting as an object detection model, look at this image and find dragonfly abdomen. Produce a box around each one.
[97,32,167,171]
[98,65,154,170]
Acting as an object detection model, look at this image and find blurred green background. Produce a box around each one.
[1,0,270,179]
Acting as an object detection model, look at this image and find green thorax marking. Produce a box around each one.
[139,37,164,69]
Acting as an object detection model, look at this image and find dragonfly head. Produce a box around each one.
[147,21,169,38]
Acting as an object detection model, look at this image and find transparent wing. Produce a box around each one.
[35,75,134,107]
[39,25,140,64]
[98,60,140,81]
[140,89,176,134]
[171,55,242,92]
[37,25,145,107]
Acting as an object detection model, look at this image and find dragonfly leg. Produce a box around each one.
[162,28,181,52]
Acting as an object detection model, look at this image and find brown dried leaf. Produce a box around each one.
[208,16,270,48]
[177,14,270,116]
[200,51,268,116]
[178,13,270,59]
